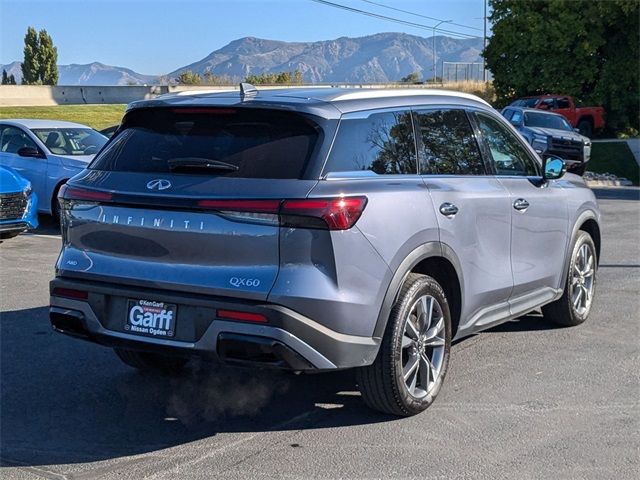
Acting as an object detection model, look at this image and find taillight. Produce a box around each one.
[281,197,367,230]
[198,196,368,230]
[217,309,268,323]
[59,185,113,202]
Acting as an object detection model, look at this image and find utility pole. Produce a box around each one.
[483,0,488,82]
[432,19,452,82]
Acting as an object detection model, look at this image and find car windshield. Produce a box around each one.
[32,128,107,156]
[511,98,539,108]
[524,112,572,131]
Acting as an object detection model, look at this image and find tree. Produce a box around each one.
[400,72,421,84]
[245,70,304,85]
[483,0,639,133]
[21,26,40,84]
[38,29,58,85]
[8,74,16,85]
[20,27,59,85]
[1,69,7,85]
[176,70,202,85]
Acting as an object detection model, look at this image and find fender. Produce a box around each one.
[372,241,465,339]
[558,208,600,291]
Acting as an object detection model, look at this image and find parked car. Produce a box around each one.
[0,120,108,219]
[50,86,600,416]
[99,125,118,138]
[509,95,605,137]
[501,106,591,175]
[0,165,38,239]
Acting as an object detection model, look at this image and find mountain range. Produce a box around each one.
[1,32,483,86]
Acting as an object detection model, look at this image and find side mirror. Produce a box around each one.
[17,147,44,158]
[543,156,566,180]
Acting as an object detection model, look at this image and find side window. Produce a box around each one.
[0,126,38,154]
[414,109,485,175]
[557,97,570,109]
[474,113,540,176]
[323,110,416,175]
[510,110,523,125]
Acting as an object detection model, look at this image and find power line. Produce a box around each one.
[359,0,483,32]
[308,0,480,39]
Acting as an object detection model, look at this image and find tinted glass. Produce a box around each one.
[414,109,484,175]
[524,112,572,131]
[557,97,570,108]
[511,98,539,108]
[90,108,320,179]
[502,109,514,121]
[0,126,38,154]
[510,110,523,124]
[32,128,107,155]
[475,113,540,176]
[323,110,416,175]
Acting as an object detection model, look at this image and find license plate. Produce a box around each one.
[125,299,176,338]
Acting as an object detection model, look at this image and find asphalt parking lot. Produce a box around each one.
[1,187,638,480]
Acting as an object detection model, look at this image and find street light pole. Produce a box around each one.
[432,20,453,83]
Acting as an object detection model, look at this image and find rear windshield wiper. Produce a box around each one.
[167,157,239,172]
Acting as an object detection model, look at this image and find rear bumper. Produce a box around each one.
[49,277,380,371]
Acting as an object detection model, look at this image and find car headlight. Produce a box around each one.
[532,133,547,144]
[24,183,32,197]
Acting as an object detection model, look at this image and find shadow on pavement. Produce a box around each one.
[0,306,393,468]
[591,186,639,201]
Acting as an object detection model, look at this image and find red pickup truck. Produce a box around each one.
[510,95,605,137]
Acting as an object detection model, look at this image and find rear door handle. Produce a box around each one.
[513,198,530,211]
[439,202,459,217]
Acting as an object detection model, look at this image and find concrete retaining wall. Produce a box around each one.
[0,83,449,106]
[0,85,244,106]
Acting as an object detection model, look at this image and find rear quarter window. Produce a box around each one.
[90,108,321,179]
[323,110,417,175]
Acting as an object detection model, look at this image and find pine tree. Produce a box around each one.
[38,29,58,85]
[1,69,8,85]
[21,27,40,85]
[8,74,16,85]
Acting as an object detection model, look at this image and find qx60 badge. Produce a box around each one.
[147,179,172,191]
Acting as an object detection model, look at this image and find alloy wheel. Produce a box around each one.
[571,242,595,316]
[401,294,446,398]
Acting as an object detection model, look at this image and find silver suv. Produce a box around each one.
[50,86,601,416]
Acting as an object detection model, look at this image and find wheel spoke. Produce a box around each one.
[582,257,594,277]
[403,355,419,381]
[416,296,431,331]
[425,316,444,341]
[573,285,583,308]
[401,333,414,349]
[425,336,445,347]
[418,354,431,389]
[405,318,420,340]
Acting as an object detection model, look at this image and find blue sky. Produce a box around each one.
[0,0,485,74]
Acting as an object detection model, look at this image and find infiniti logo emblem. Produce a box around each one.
[146,179,172,191]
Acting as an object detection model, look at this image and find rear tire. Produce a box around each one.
[114,348,189,374]
[577,120,593,138]
[356,273,451,416]
[542,231,597,327]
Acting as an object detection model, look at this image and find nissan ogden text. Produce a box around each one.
[49,86,601,416]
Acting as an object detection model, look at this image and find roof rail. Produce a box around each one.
[240,82,258,100]
[328,88,490,106]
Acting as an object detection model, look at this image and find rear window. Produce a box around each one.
[90,108,321,179]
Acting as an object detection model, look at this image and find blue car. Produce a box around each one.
[0,119,108,218]
[0,165,38,239]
